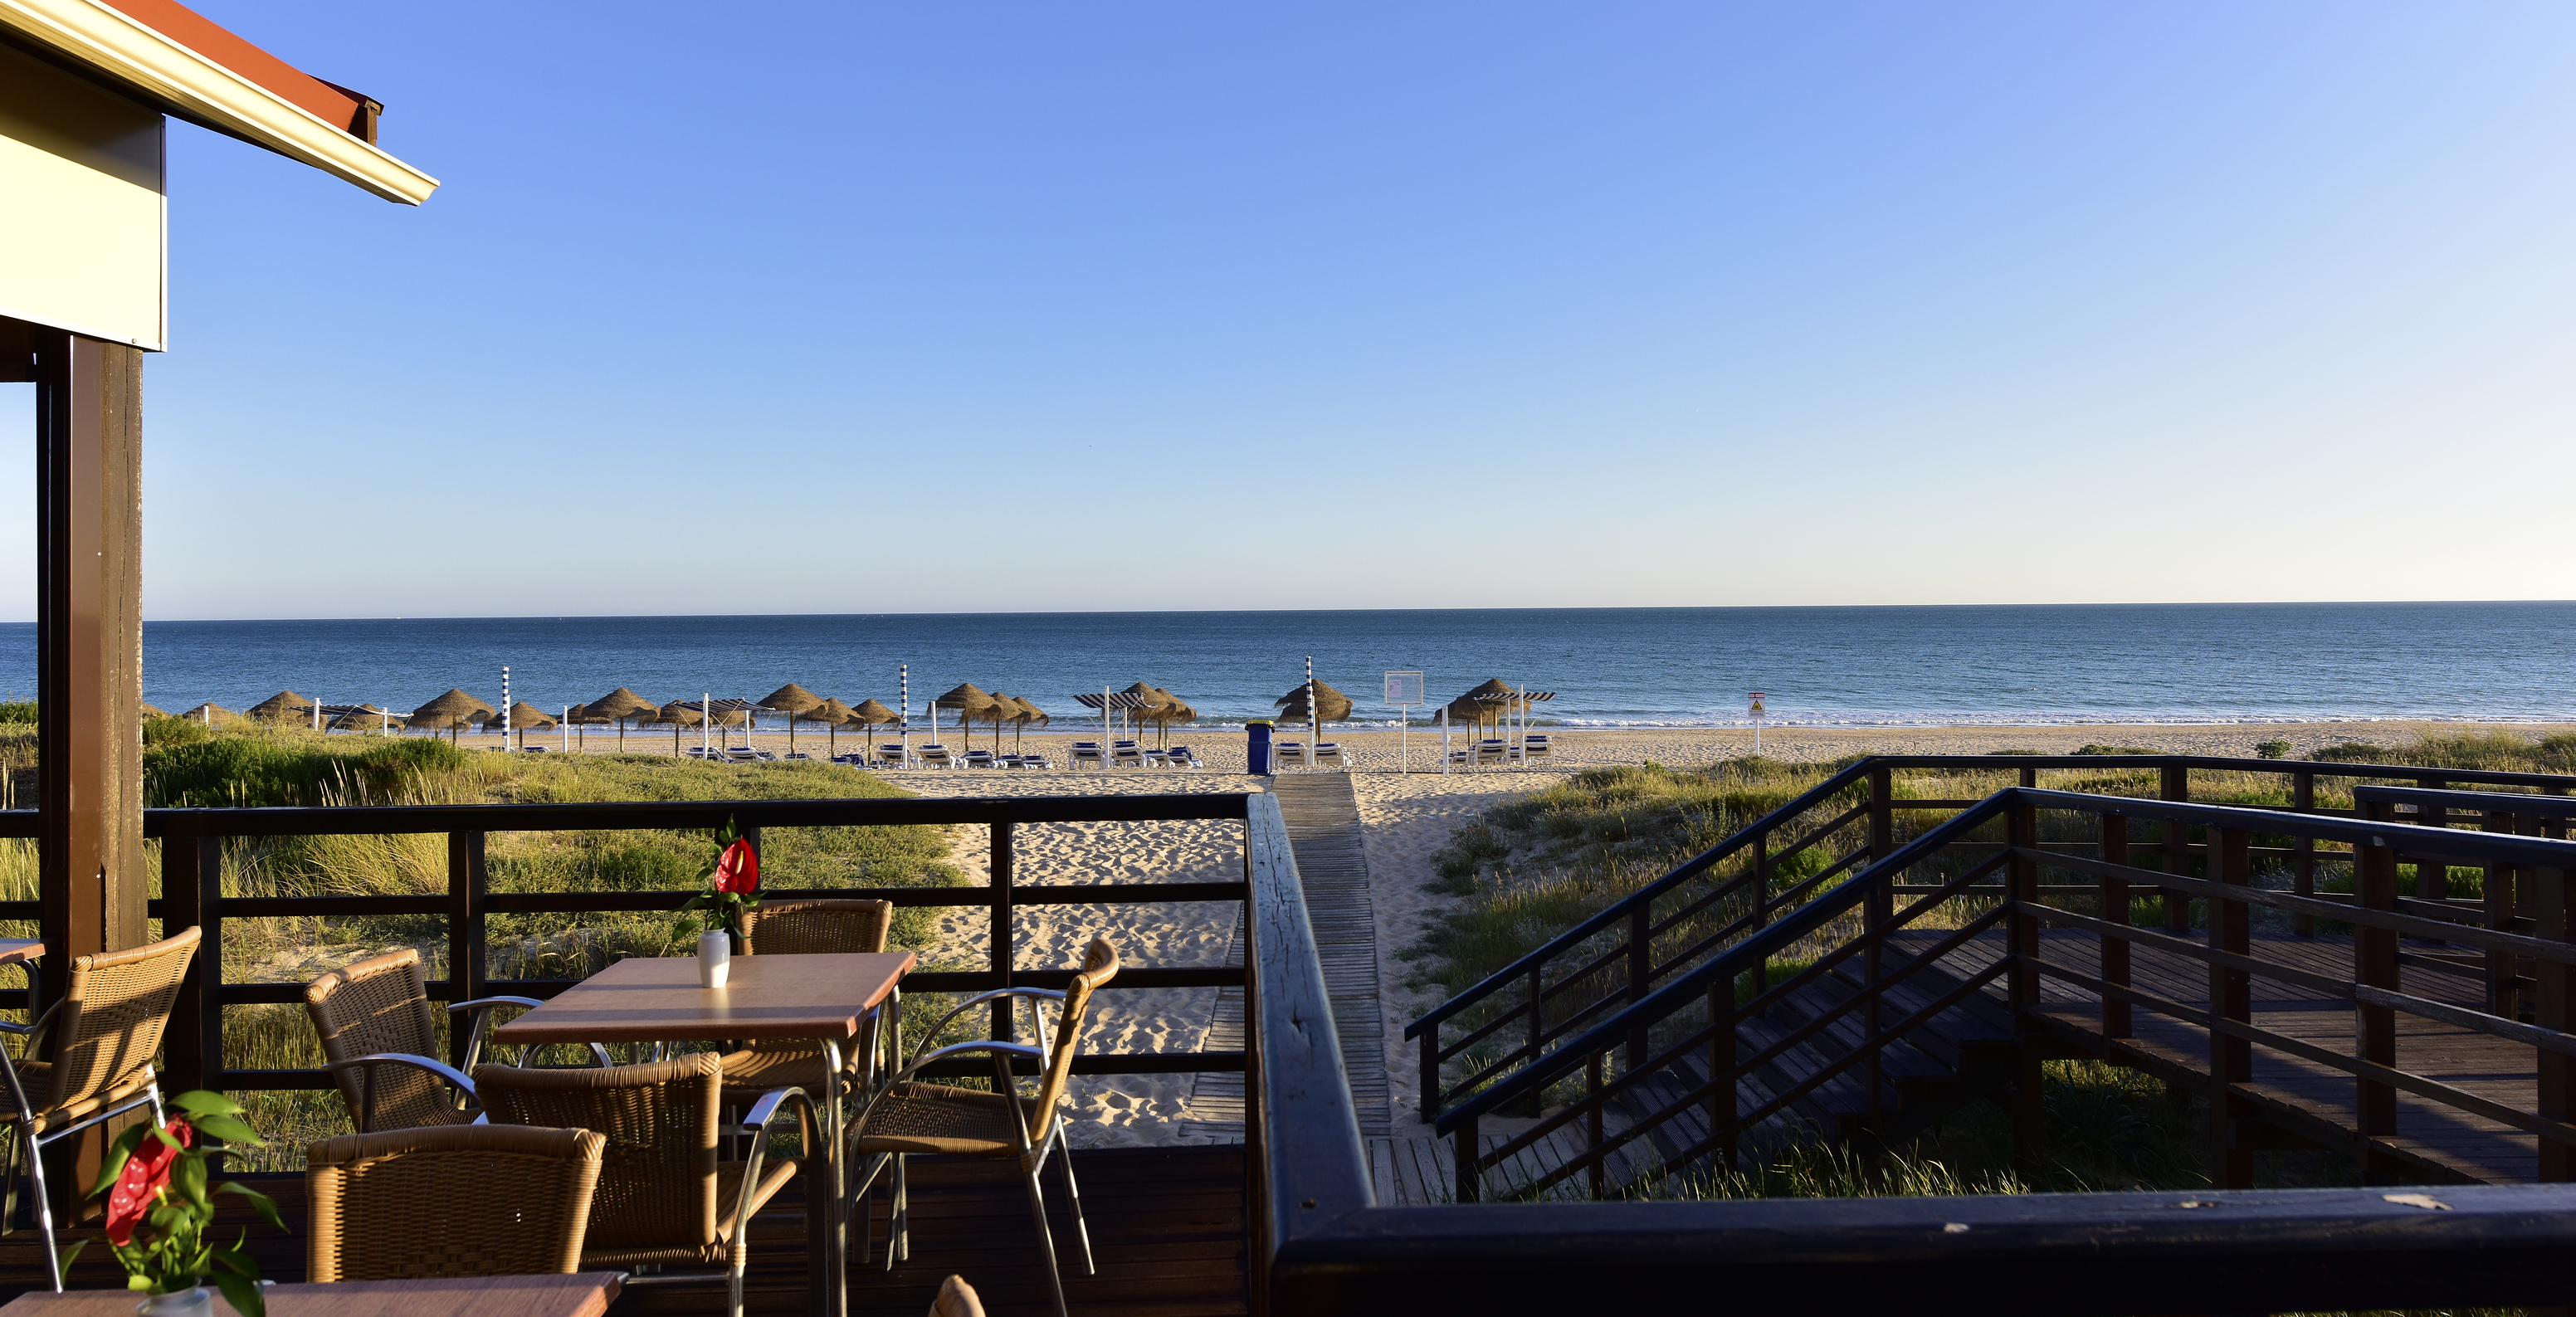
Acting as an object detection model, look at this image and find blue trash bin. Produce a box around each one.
[1245,719,1274,775]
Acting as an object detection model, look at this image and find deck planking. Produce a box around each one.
[1266,774,1393,1136]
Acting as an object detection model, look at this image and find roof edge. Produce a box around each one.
[0,0,437,204]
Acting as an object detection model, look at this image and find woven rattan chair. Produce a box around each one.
[474,1052,810,1317]
[305,1124,606,1282]
[716,900,898,1114]
[0,926,200,1291]
[851,936,1120,1317]
[305,948,606,1134]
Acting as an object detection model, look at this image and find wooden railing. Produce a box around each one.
[0,794,1261,1091]
[1406,753,2576,1121]
[1248,778,2576,1315]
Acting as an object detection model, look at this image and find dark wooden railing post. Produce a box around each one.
[1866,768,1894,1119]
[446,832,486,1067]
[2099,812,2132,1039]
[1585,1050,1606,1200]
[2292,771,2316,937]
[193,838,221,1090]
[2355,805,2401,1183]
[1420,1029,1442,1122]
[2417,787,2450,945]
[161,832,206,1091]
[992,822,1014,1042]
[2538,859,2573,1183]
[2487,810,2522,1019]
[2008,794,2042,1174]
[1624,905,1650,1072]
[2208,826,2252,1189]
[1454,1114,1479,1203]
[2161,764,2191,933]
[1749,826,1772,1011]
[1706,981,1734,1174]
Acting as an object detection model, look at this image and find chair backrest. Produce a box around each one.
[472,1054,721,1254]
[42,926,200,1113]
[744,900,892,957]
[305,949,456,1132]
[305,1124,605,1282]
[1027,937,1120,1149]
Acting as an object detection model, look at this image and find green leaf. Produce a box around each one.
[90,1124,146,1198]
[149,1125,188,1153]
[217,1182,287,1233]
[191,1114,259,1144]
[208,1246,256,1276]
[166,1090,244,1118]
[214,1266,266,1317]
[57,1239,86,1271]
[175,1153,209,1207]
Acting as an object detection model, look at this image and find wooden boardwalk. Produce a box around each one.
[0,1148,1248,1315]
[1267,774,1393,1136]
[1901,926,2545,1184]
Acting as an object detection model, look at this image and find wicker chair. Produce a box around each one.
[305,948,606,1134]
[474,1052,810,1317]
[0,926,200,1292]
[716,900,898,1113]
[305,1124,607,1282]
[852,936,1120,1317]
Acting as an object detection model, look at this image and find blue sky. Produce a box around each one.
[5,2,2570,618]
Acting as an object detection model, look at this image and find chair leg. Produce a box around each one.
[892,1154,910,1266]
[1021,1163,1070,1317]
[28,1134,61,1292]
[726,1258,744,1317]
[1054,1131,1095,1276]
[2,1126,19,1237]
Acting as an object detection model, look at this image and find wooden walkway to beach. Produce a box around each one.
[1905,926,2545,1184]
[1268,773,1393,1136]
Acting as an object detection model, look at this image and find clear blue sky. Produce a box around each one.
[5,2,2570,619]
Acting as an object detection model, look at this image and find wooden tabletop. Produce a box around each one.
[0,1271,622,1317]
[0,940,41,967]
[490,952,914,1047]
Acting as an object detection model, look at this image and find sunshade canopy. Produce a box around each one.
[805,698,857,724]
[934,682,995,713]
[588,688,657,720]
[328,704,400,730]
[410,689,495,726]
[247,690,316,722]
[849,699,898,724]
[503,701,556,728]
[759,683,823,714]
[1276,680,1354,723]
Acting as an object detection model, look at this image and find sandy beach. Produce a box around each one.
[842,719,2574,1147]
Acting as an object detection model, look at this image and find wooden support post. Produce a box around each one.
[1454,1114,1479,1203]
[1586,1050,1606,1200]
[2207,826,2252,1189]
[1707,981,1734,1174]
[2008,794,2042,1175]
[992,822,1013,1042]
[1625,905,1650,1073]
[2160,765,2190,934]
[2292,771,2316,937]
[33,330,148,1007]
[192,838,220,1089]
[445,832,486,1066]
[1866,768,1894,1118]
[2355,806,2403,1183]
[160,834,203,1090]
[1504,967,1542,1118]
[2099,812,2132,1039]
[2487,812,2521,1020]
[1419,1028,1441,1123]
[2538,863,2573,1183]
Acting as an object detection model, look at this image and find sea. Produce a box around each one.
[0,602,2566,731]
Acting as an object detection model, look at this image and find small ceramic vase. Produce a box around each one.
[697,929,731,988]
[135,1286,212,1317]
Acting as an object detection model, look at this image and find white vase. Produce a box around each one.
[135,1286,212,1316]
[697,929,730,988]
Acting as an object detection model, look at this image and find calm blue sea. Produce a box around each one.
[0,603,2565,729]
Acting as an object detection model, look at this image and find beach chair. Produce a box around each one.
[1068,742,1103,769]
[1273,741,1309,769]
[782,751,811,762]
[1019,753,1055,769]
[1474,739,1510,767]
[876,744,912,769]
[1520,734,1552,764]
[1312,743,1347,769]
[917,744,955,768]
[1163,744,1202,768]
[962,749,996,768]
[1110,743,1145,769]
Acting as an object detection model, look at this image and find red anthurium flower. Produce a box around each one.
[714,839,758,895]
[105,1118,190,1246]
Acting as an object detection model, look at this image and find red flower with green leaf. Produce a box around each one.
[684,817,762,939]
[104,1116,188,1246]
[71,1091,284,1317]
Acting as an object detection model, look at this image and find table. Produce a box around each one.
[490,952,915,1317]
[0,1272,622,1317]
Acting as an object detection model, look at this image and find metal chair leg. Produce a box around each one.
[29,1133,61,1292]
[893,1154,910,1263]
[1022,1164,1069,1317]
[1054,1131,1095,1275]
[2,1125,20,1237]
[725,1260,744,1317]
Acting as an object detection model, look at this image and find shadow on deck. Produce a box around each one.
[0,1147,1247,1317]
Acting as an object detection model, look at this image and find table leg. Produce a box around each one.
[823,1037,846,1317]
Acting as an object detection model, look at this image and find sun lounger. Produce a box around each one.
[782,751,811,761]
[1273,741,1309,769]
[917,744,954,768]
[1474,739,1510,766]
[1520,734,1551,764]
[875,744,912,769]
[1069,741,1104,769]
[1312,743,1346,769]
[1163,744,1202,768]
[1110,744,1145,768]
[962,749,997,768]
[1018,754,1054,769]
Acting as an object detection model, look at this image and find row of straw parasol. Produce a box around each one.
[928,683,1056,754]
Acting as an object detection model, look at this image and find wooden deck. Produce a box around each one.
[0,1148,1247,1316]
[1902,925,2545,1184]
[1267,774,1392,1136]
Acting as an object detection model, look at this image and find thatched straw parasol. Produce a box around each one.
[1274,680,1354,724]
[139,702,167,719]
[932,683,993,748]
[329,703,400,733]
[502,701,555,749]
[646,700,705,754]
[178,704,237,724]
[248,690,317,724]
[1143,695,1196,749]
[1006,695,1047,751]
[1441,678,1523,734]
[803,697,856,758]
[850,698,897,743]
[588,688,656,752]
[761,684,824,756]
[409,689,496,744]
